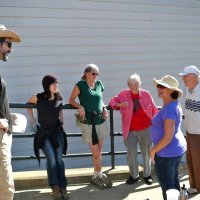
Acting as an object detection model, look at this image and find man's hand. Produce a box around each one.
[0,119,9,133]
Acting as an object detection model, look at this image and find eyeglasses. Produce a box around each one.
[4,41,12,48]
[157,84,167,89]
[92,72,99,76]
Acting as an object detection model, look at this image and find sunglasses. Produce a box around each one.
[92,72,99,76]
[4,40,12,48]
[157,84,167,89]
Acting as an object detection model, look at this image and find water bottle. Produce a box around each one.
[179,184,188,200]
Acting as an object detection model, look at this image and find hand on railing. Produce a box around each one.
[103,107,108,120]
[77,106,85,119]
[29,118,40,133]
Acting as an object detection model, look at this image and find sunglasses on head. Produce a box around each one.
[92,72,99,76]
[157,84,167,89]
[4,40,12,48]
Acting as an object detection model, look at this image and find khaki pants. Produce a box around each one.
[0,129,14,200]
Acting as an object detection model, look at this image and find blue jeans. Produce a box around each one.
[42,132,67,188]
[154,155,183,200]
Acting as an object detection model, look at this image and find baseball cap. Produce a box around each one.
[179,65,200,76]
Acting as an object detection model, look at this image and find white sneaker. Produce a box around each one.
[187,188,198,194]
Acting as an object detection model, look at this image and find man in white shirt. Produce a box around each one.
[179,65,200,194]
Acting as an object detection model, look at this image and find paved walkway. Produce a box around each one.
[13,166,200,200]
[14,175,200,200]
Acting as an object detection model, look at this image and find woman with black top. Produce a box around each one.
[27,75,68,200]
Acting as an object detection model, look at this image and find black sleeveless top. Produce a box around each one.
[36,93,62,128]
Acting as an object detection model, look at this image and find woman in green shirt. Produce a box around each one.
[69,64,112,189]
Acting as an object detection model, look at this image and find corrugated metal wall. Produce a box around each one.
[1,0,200,170]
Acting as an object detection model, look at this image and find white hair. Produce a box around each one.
[127,73,142,86]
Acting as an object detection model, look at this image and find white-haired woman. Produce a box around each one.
[69,64,112,189]
[150,75,187,200]
[109,73,158,185]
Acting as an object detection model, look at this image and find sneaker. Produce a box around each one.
[144,176,153,185]
[187,188,198,194]
[100,174,113,188]
[126,176,139,185]
[90,176,106,189]
[61,188,69,200]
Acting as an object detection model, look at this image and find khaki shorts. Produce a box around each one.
[79,121,109,144]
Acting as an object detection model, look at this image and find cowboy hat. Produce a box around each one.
[0,25,21,42]
[153,75,183,97]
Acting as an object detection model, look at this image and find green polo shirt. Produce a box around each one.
[76,80,105,125]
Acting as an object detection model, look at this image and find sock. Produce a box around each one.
[98,172,104,179]
[94,171,102,178]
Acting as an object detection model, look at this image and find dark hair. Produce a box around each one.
[41,75,62,100]
[42,91,62,101]
[170,91,179,99]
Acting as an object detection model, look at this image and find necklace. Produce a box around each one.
[87,81,96,90]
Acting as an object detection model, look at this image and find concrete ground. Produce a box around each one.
[13,165,200,200]
[14,175,200,200]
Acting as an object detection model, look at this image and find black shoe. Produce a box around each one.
[126,176,139,185]
[144,176,153,185]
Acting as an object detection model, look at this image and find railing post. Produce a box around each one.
[108,106,115,169]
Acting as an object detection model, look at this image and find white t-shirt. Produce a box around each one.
[184,82,200,134]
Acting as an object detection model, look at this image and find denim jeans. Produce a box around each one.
[154,155,183,200]
[42,132,67,188]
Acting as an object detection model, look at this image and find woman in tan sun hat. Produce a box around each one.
[0,25,21,200]
[149,75,187,200]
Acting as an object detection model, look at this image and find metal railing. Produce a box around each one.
[10,103,126,169]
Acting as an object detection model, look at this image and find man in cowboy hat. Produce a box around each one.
[179,65,200,195]
[0,24,21,200]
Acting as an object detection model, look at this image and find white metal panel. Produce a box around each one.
[1,0,200,170]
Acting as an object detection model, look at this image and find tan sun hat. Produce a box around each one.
[0,24,21,42]
[153,75,183,97]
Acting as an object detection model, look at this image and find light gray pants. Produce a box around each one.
[0,130,14,200]
[124,128,152,179]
